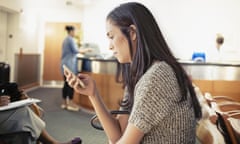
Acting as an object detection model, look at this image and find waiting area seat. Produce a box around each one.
[201,92,240,144]
[90,86,240,144]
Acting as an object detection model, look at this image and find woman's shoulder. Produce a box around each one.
[145,61,175,80]
[135,61,178,92]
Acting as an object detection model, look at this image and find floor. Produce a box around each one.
[27,87,107,144]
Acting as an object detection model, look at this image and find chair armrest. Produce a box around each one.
[218,103,240,112]
[228,112,240,119]
[90,110,130,131]
[213,96,235,102]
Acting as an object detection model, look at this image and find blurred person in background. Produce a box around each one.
[61,26,91,111]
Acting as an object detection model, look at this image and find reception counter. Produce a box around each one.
[73,57,124,111]
[74,57,240,111]
[180,60,240,102]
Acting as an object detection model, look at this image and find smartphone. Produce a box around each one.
[63,65,85,88]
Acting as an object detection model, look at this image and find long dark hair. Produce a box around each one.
[107,2,202,119]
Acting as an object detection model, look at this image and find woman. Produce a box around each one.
[61,26,91,111]
[66,2,202,144]
[0,95,81,144]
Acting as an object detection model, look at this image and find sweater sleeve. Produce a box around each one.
[129,64,180,134]
[69,37,79,54]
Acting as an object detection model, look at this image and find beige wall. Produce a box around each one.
[0,0,84,82]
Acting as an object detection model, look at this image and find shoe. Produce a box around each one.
[66,105,79,111]
[61,104,67,109]
[71,137,82,144]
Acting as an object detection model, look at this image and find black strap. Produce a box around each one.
[216,112,232,144]
[90,110,130,131]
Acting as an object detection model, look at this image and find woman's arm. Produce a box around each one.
[66,73,126,142]
[66,73,144,143]
[79,48,92,54]
[88,92,123,142]
[116,123,144,144]
[69,37,79,54]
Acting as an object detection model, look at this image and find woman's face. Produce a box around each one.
[69,30,75,37]
[106,20,134,63]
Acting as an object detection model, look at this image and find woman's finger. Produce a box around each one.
[68,76,77,87]
[73,79,83,92]
[66,73,73,82]
[78,74,90,83]
[77,73,89,78]
[0,96,10,106]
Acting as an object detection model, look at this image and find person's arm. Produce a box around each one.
[79,48,92,54]
[69,37,79,54]
[0,95,10,106]
[114,123,143,144]
[66,73,127,142]
[66,73,145,143]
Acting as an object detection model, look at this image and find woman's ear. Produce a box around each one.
[129,25,137,41]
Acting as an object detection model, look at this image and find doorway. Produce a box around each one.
[43,22,81,83]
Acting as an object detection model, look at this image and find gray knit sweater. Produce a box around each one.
[128,61,196,144]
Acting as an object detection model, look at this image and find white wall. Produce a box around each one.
[82,0,240,61]
[1,0,240,82]
[0,11,7,61]
[0,0,84,82]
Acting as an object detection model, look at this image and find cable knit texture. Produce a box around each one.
[128,61,196,144]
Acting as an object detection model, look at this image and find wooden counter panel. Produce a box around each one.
[213,81,240,93]
[73,72,124,111]
[212,80,240,102]
[106,75,124,110]
[193,80,213,94]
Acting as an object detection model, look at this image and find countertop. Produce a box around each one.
[178,59,240,67]
[77,55,117,62]
[78,55,240,67]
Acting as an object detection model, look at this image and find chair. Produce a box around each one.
[205,94,240,144]
[195,91,225,144]
[196,118,227,144]
[196,121,213,144]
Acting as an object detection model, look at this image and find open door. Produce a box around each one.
[43,22,81,82]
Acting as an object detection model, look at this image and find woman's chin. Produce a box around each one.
[117,58,131,64]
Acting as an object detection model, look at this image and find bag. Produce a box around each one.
[216,112,232,144]
[0,82,22,102]
[0,82,43,118]
[216,112,240,144]
[0,62,10,83]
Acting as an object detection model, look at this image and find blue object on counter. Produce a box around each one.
[192,52,206,62]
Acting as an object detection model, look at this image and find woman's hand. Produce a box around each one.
[0,96,10,106]
[66,73,98,98]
